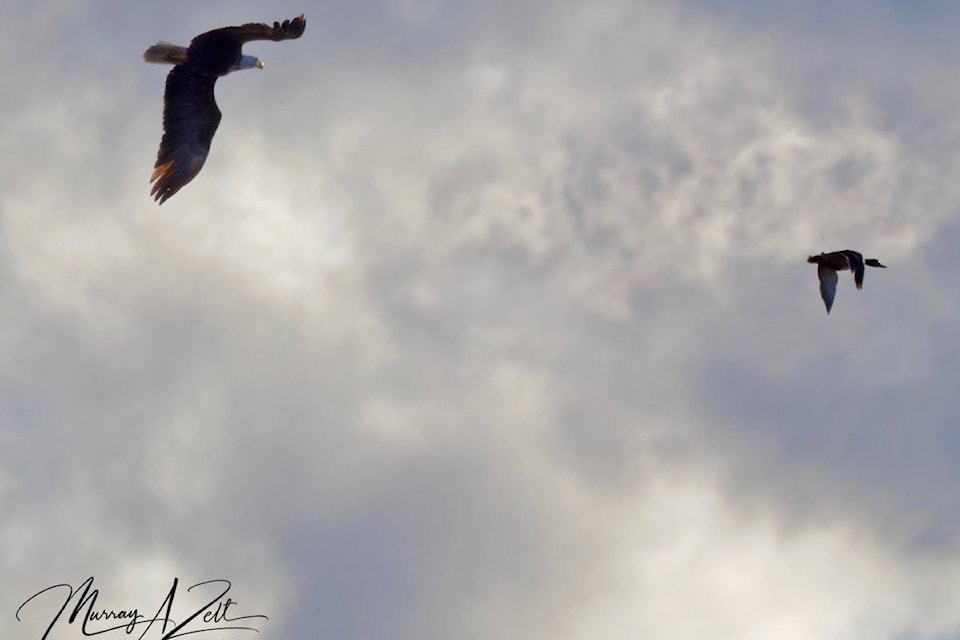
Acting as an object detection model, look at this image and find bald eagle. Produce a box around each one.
[143,15,306,204]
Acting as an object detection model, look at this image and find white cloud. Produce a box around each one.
[5,1,960,639]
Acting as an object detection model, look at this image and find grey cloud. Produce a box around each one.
[7,1,960,639]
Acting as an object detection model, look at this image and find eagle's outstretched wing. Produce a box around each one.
[207,14,306,44]
[150,65,221,204]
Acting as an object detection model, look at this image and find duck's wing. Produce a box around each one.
[841,250,866,289]
[818,265,838,314]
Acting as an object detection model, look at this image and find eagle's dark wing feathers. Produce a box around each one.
[210,14,306,44]
[150,65,222,204]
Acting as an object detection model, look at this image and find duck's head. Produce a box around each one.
[865,259,887,268]
[807,254,824,264]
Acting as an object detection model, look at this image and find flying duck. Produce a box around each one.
[143,15,307,204]
[807,250,886,314]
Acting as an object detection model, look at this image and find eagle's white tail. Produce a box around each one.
[143,41,188,65]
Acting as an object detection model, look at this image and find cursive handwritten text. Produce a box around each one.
[16,576,268,639]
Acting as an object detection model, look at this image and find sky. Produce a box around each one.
[5,0,960,638]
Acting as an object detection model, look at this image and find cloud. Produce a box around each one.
[5,1,960,639]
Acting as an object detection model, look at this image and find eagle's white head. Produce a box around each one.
[237,54,264,70]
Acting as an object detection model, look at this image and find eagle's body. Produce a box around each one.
[144,15,306,204]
